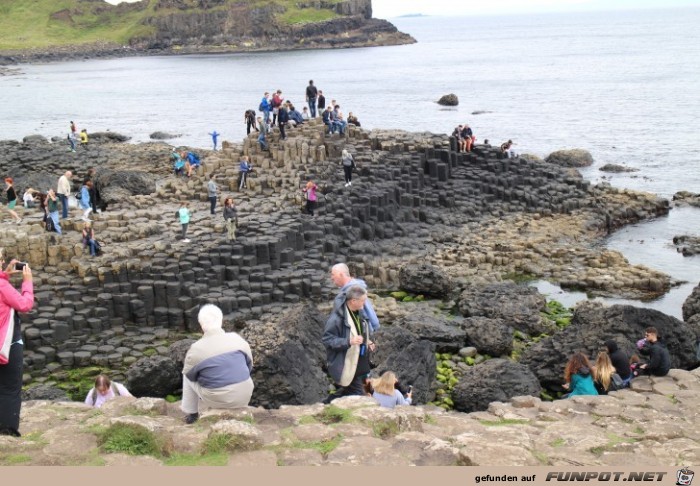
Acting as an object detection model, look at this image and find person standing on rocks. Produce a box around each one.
[56,171,72,220]
[3,178,22,224]
[46,189,61,235]
[208,130,220,151]
[244,109,258,135]
[638,327,671,377]
[322,285,376,403]
[330,263,380,332]
[181,304,254,424]
[257,117,269,151]
[84,374,132,408]
[317,90,326,112]
[78,181,92,222]
[223,197,238,242]
[302,181,318,216]
[207,174,218,215]
[238,156,252,191]
[500,140,516,158]
[0,247,34,437]
[278,102,289,141]
[260,92,271,126]
[306,79,318,118]
[271,89,284,126]
[177,201,191,243]
[341,149,355,187]
[70,121,76,135]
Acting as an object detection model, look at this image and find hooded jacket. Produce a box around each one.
[605,340,631,379]
[322,295,370,386]
[568,366,599,397]
[643,339,671,376]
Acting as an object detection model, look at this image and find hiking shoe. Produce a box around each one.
[184,413,199,425]
[182,238,191,243]
[16,219,22,224]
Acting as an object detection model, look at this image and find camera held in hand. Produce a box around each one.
[14,262,26,271]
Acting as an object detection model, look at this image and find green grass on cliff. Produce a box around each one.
[0,0,344,50]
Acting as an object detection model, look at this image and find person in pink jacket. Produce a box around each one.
[0,248,34,437]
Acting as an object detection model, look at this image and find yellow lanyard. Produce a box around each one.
[349,308,363,335]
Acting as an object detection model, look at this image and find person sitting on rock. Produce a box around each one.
[22,188,38,209]
[452,125,466,152]
[81,221,99,257]
[330,263,380,332]
[371,371,412,409]
[332,105,347,135]
[562,352,598,397]
[592,351,623,395]
[604,340,632,385]
[301,107,310,121]
[322,285,376,404]
[181,304,254,424]
[172,149,185,177]
[347,112,361,127]
[500,139,516,158]
[186,151,201,177]
[79,129,89,149]
[287,103,305,127]
[638,327,671,377]
[84,374,132,408]
[461,124,474,152]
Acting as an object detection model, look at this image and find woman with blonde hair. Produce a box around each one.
[370,371,412,409]
[592,351,622,395]
[81,221,99,256]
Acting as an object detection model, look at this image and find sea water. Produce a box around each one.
[2,7,700,315]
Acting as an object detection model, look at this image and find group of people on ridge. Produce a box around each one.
[562,328,671,397]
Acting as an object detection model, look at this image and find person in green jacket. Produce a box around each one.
[178,201,191,243]
[562,352,599,398]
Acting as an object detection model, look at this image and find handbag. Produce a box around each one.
[0,309,18,365]
[611,373,624,390]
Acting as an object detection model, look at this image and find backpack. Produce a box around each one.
[258,101,265,111]
[75,191,82,200]
[175,210,180,219]
[91,383,120,405]
[45,216,55,233]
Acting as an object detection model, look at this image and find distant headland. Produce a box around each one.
[0,0,416,64]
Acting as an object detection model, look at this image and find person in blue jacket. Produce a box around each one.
[260,92,271,126]
[208,131,220,151]
[237,156,252,191]
[330,263,380,332]
[563,352,599,397]
[78,182,92,221]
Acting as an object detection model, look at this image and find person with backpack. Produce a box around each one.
[244,109,258,135]
[84,374,132,408]
[341,149,355,187]
[259,92,271,126]
[78,182,92,222]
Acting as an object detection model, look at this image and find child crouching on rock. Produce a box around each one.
[371,371,413,409]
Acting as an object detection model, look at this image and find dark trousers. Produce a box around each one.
[58,193,68,219]
[0,342,23,436]
[306,199,316,216]
[279,122,286,140]
[238,172,248,191]
[308,98,317,118]
[246,121,258,135]
[209,196,217,215]
[180,223,188,240]
[323,374,365,404]
[343,165,353,184]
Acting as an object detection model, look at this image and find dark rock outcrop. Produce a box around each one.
[520,302,700,391]
[673,235,700,257]
[22,135,49,144]
[452,359,541,413]
[463,317,514,357]
[393,312,467,352]
[545,149,594,168]
[399,263,454,299]
[371,326,436,405]
[599,164,638,173]
[672,191,700,208]
[437,94,459,106]
[458,283,550,336]
[242,305,328,409]
[22,384,72,401]
[88,132,131,143]
[682,283,700,322]
[126,355,182,397]
[150,131,182,140]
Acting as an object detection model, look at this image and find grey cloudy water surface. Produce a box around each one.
[2,7,700,316]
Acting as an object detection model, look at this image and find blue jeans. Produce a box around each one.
[50,211,62,235]
[85,238,97,256]
[58,194,68,219]
[308,98,317,118]
[263,110,270,125]
[209,196,217,215]
[258,132,267,150]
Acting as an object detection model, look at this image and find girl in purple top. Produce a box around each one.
[303,181,318,216]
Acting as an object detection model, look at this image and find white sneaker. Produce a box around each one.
[348,182,352,186]
[344,183,349,187]
[182,238,191,243]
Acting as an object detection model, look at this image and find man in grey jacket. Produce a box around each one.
[322,285,375,403]
[181,304,254,424]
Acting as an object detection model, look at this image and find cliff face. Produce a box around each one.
[0,0,414,63]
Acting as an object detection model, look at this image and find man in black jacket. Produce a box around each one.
[639,327,671,377]
[605,340,631,380]
[305,80,318,118]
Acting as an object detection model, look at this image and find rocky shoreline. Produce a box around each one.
[1,120,698,431]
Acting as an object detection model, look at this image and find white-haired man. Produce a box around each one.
[330,263,380,332]
[181,304,254,424]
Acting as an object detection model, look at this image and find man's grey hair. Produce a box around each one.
[331,263,350,277]
[346,285,367,302]
[198,304,223,333]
